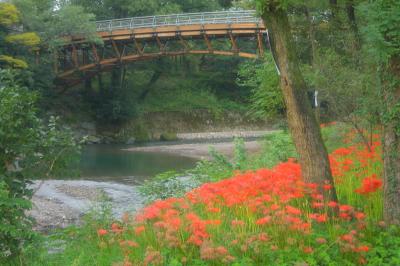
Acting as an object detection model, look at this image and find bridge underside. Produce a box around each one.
[55,22,267,87]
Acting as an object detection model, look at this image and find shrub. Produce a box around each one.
[0,69,80,261]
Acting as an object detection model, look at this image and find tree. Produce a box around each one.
[256,1,338,201]
[360,0,400,224]
[237,54,284,119]
[0,2,40,69]
[0,3,80,260]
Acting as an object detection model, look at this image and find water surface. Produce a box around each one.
[78,144,197,185]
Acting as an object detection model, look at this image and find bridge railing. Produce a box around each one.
[96,10,261,32]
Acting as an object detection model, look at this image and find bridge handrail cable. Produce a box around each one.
[96,10,260,32]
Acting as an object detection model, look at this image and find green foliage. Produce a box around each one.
[46,5,101,49]
[5,32,40,47]
[0,3,38,70]
[160,132,178,141]
[0,181,35,263]
[0,69,80,260]
[139,86,225,118]
[359,0,400,65]
[139,171,200,203]
[0,55,28,69]
[367,226,400,265]
[0,3,20,26]
[237,55,283,119]
[256,130,297,167]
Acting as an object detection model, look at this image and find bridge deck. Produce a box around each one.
[96,10,261,31]
[68,10,265,43]
[57,10,267,87]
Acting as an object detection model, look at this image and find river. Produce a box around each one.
[78,144,198,185]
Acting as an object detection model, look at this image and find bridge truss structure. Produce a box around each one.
[54,10,267,87]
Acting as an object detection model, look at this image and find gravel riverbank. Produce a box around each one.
[29,180,143,232]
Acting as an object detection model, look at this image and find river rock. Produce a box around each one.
[86,135,101,144]
[126,137,136,145]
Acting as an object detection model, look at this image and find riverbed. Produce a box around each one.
[29,132,271,231]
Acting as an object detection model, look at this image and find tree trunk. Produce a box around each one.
[383,56,400,224]
[138,68,163,101]
[304,7,316,65]
[346,0,360,50]
[261,6,338,201]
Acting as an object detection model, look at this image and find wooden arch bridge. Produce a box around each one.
[55,10,267,87]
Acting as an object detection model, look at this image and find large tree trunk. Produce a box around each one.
[261,6,338,201]
[383,56,400,224]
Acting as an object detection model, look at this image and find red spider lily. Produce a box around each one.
[333,147,353,156]
[135,226,145,235]
[355,174,383,194]
[354,245,369,252]
[97,229,107,236]
[355,212,366,220]
[286,205,302,215]
[120,240,138,248]
[231,219,245,227]
[112,223,122,233]
[340,233,355,243]
[327,201,338,208]
[339,205,353,212]
[310,213,328,223]
[255,216,271,225]
[303,246,313,254]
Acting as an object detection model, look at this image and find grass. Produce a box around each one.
[14,123,400,265]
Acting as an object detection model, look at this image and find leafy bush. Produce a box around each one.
[256,131,297,168]
[367,226,400,265]
[237,54,284,120]
[0,69,80,261]
[139,171,195,203]
[0,181,35,261]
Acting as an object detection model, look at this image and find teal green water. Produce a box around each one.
[79,145,197,185]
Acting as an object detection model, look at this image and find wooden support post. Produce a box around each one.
[120,44,126,58]
[229,32,238,53]
[134,39,144,55]
[111,39,121,59]
[53,50,58,74]
[71,44,79,68]
[155,35,165,53]
[257,32,264,57]
[203,33,213,53]
[83,49,88,65]
[91,44,100,64]
[178,35,189,52]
